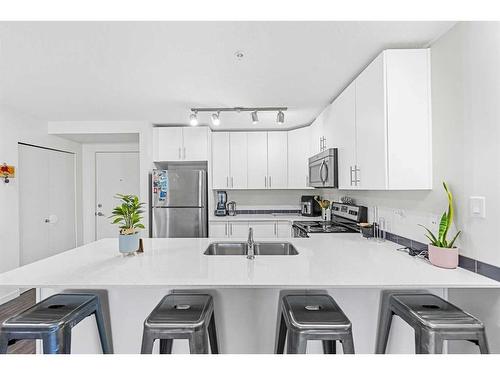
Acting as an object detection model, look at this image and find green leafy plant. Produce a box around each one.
[419,182,461,248]
[109,194,145,235]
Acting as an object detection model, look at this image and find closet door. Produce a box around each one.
[48,150,76,253]
[19,145,50,265]
[19,145,76,265]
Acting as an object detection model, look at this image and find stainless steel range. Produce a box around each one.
[292,202,367,238]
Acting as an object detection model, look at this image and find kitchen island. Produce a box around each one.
[0,235,497,354]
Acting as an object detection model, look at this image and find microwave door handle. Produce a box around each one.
[323,162,329,184]
[319,160,326,184]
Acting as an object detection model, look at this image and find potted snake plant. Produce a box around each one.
[419,182,461,269]
[110,194,145,254]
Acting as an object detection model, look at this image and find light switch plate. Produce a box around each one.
[470,196,486,218]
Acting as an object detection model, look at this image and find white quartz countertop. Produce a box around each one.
[0,236,498,289]
[209,214,316,222]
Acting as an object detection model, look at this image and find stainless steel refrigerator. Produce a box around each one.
[151,169,208,238]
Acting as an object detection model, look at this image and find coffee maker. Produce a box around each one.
[301,195,321,217]
[215,191,228,216]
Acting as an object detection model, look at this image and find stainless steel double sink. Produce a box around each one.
[204,242,299,256]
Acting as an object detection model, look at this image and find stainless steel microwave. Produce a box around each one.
[308,148,338,188]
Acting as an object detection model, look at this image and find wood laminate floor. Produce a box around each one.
[0,289,36,354]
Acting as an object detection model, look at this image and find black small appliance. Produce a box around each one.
[300,195,321,217]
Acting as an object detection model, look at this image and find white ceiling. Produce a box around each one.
[0,21,455,130]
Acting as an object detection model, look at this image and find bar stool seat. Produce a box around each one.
[376,292,489,354]
[140,294,218,354]
[275,293,355,354]
[0,293,112,354]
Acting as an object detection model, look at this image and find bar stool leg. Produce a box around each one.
[286,331,306,354]
[322,340,336,354]
[42,329,68,354]
[159,339,173,354]
[340,333,355,354]
[208,314,219,354]
[189,330,210,354]
[140,329,155,354]
[375,306,394,353]
[94,304,112,354]
[275,312,287,354]
[477,332,490,354]
[0,333,9,354]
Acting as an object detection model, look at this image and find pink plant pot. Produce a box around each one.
[428,244,459,269]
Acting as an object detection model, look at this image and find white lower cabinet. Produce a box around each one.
[209,221,229,238]
[248,221,276,239]
[276,222,292,238]
[209,220,291,239]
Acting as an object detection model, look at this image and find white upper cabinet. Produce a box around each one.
[212,132,248,189]
[229,132,248,189]
[288,127,312,189]
[211,132,230,189]
[247,132,268,189]
[331,82,357,189]
[183,127,209,161]
[267,132,288,189]
[334,49,432,190]
[154,126,209,161]
[355,53,387,190]
[309,111,325,154]
[154,127,183,161]
[385,49,432,189]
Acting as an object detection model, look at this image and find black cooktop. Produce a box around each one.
[293,220,358,234]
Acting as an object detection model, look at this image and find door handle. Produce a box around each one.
[350,166,354,186]
[269,176,272,188]
[95,212,105,217]
[225,222,228,236]
[231,176,234,188]
[183,147,186,159]
[264,176,267,188]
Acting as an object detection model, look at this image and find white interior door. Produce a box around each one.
[95,152,140,240]
[19,144,76,265]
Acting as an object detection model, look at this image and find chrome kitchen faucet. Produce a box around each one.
[247,228,255,260]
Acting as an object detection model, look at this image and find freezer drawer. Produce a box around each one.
[152,207,208,238]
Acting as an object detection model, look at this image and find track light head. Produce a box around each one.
[276,110,285,124]
[211,112,220,126]
[189,111,198,126]
[251,111,259,124]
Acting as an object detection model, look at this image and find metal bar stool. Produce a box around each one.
[376,292,489,354]
[274,293,355,354]
[140,293,219,354]
[0,293,112,354]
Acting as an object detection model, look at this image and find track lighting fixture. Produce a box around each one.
[276,110,285,124]
[189,106,287,127]
[251,111,259,124]
[211,112,220,126]
[189,111,198,126]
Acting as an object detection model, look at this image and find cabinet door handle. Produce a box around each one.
[178,147,181,159]
[355,165,360,186]
[230,223,233,236]
[269,176,272,188]
[231,176,234,188]
[183,147,186,159]
[264,176,267,188]
[350,166,354,186]
[225,222,228,236]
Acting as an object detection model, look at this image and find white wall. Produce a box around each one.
[0,105,83,303]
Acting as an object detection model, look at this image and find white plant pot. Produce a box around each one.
[119,233,140,254]
[428,244,459,269]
